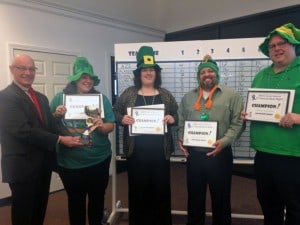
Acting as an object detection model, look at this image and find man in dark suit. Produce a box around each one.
[0,54,83,225]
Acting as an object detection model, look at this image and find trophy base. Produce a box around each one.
[80,134,91,146]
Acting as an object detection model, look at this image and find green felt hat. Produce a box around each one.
[134,46,161,73]
[197,55,220,85]
[67,57,100,86]
[259,23,300,57]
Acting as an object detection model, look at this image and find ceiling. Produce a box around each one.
[28,0,300,33]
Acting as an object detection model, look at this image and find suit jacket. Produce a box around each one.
[0,83,60,183]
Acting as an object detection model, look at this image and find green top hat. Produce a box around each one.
[67,57,100,86]
[196,55,220,85]
[259,23,300,57]
[133,46,161,74]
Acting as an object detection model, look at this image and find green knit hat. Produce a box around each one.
[67,57,100,86]
[133,46,161,75]
[197,55,220,85]
[259,23,300,57]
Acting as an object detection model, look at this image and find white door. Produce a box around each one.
[13,49,77,192]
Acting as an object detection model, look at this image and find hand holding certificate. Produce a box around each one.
[130,107,165,135]
[183,121,218,148]
[245,88,295,123]
[64,94,104,120]
[64,94,104,145]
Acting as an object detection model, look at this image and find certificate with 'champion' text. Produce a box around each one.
[245,88,294,123]
[64,94,104,119]
[130,107,165,135]
[183,121,217,148]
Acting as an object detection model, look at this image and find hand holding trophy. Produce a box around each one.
[80,105,102,145]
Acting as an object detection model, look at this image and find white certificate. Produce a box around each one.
[245,88,295,123]
[64,94,104,120]
[130,107,165,135]
[127,104,167,136]
[183,121,217,148]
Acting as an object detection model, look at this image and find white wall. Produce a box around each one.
[27,0,300,33]
[34,0,162,32]
[0,1,164,199]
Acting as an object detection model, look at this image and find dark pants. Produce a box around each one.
[127,147,172,225]
[186,147,233,225]
[254,151,300,225]
[9,170,52,225]
[58,156,111,225]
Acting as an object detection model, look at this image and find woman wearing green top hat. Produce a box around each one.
[50,57,115,225]
[113,46,178,225]
[178,55,245,225]
[241,23,300,225]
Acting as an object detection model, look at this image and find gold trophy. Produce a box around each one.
[80,106,101,145]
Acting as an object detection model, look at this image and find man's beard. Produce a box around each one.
[201,80,217,91]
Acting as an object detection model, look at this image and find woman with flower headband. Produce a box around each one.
[178,55,245,225]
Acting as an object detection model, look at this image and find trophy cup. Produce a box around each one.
[80,105,101,145]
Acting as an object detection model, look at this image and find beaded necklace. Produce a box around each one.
[141,89,156,105]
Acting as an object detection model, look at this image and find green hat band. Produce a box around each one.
[259,23,300,57]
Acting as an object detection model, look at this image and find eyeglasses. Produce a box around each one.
[268,41,288,50]
[13,65,37,73]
